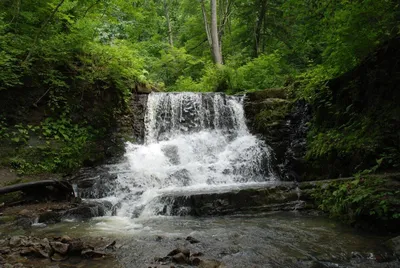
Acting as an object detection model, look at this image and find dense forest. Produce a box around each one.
[0,0,399,176]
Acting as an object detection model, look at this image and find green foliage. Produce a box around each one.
[4,114,97,175]
[254,99,290,129]
[235,53,293,92]
[311,176,400,224]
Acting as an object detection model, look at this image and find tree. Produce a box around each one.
[210,0,223,64]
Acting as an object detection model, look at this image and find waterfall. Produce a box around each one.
[100,92,276,218]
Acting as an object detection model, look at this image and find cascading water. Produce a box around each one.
[101,92,276,218]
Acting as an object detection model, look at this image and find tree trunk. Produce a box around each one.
[163,0,174,46]
[210,0,223,64]
[254,0,268,57]
[0,180,73,196]
[200,0,212,47]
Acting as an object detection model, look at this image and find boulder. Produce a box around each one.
[50,242,69,255]
[172,252,188,264]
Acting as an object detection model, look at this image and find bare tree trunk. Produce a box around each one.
[254,0,268,57]
[200,0,212,47]
[163,0,174,46]
[210,0,223,65]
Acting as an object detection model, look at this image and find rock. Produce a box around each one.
[81,249,107,258]
[51,252,68,262]
[104,240,116,250]
[62,201,110,220]
[199,259,227,268]
[386,236,400,256]
[191,252,204,257]
[244,90,311,181]
[4,263,13,268]
[32,246,51,258]
[191,257,201,266]
[60,235,72,243]
[172,253,188,264]
[41,238,52,253]
[18,209,31,216]
[67,239,84,255]
[38,211,62,224]
[154,256,172,263]
[167,248,190,257]
[20,247,35,256]
[159,184,300,216]
[15,217,33,229]
[9,236,28,247]
[186,236,200,244]
[50,242,69,255]
[0,247,10,254]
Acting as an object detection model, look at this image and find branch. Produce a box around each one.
[22,0,66,65]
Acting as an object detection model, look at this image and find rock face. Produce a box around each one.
[243,88,311,181]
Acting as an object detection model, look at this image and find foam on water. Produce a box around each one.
[98,92,276,219]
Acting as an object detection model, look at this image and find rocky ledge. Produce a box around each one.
[156,182,304,216]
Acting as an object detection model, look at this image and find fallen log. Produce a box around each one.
[0,180,74,202]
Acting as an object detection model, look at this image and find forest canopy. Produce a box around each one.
[0,0,398,94]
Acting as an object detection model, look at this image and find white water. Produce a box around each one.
[102,92,276,218]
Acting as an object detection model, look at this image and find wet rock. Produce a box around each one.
[38,211,62,224]
[386,236,400,256]
[51,252,68,262]
[154,256,172,263]
[191,257,201,266]
[167,248,190,258]
[244,90,311,181]
[62,201,112,220]
[160,184,301,216]
[67,239,84,255]
[191,252,204,257]
[15,217,33,229]
[104,240,116,251]
[60,235,72,243]
[81,249,107,258]
[186,236,200,244]
[198,259,226,268]
[172,252,188,264]
[50,242,69,255]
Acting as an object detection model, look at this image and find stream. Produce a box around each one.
[2,92,397,267]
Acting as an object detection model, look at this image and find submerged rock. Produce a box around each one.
[186,236,200,244]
